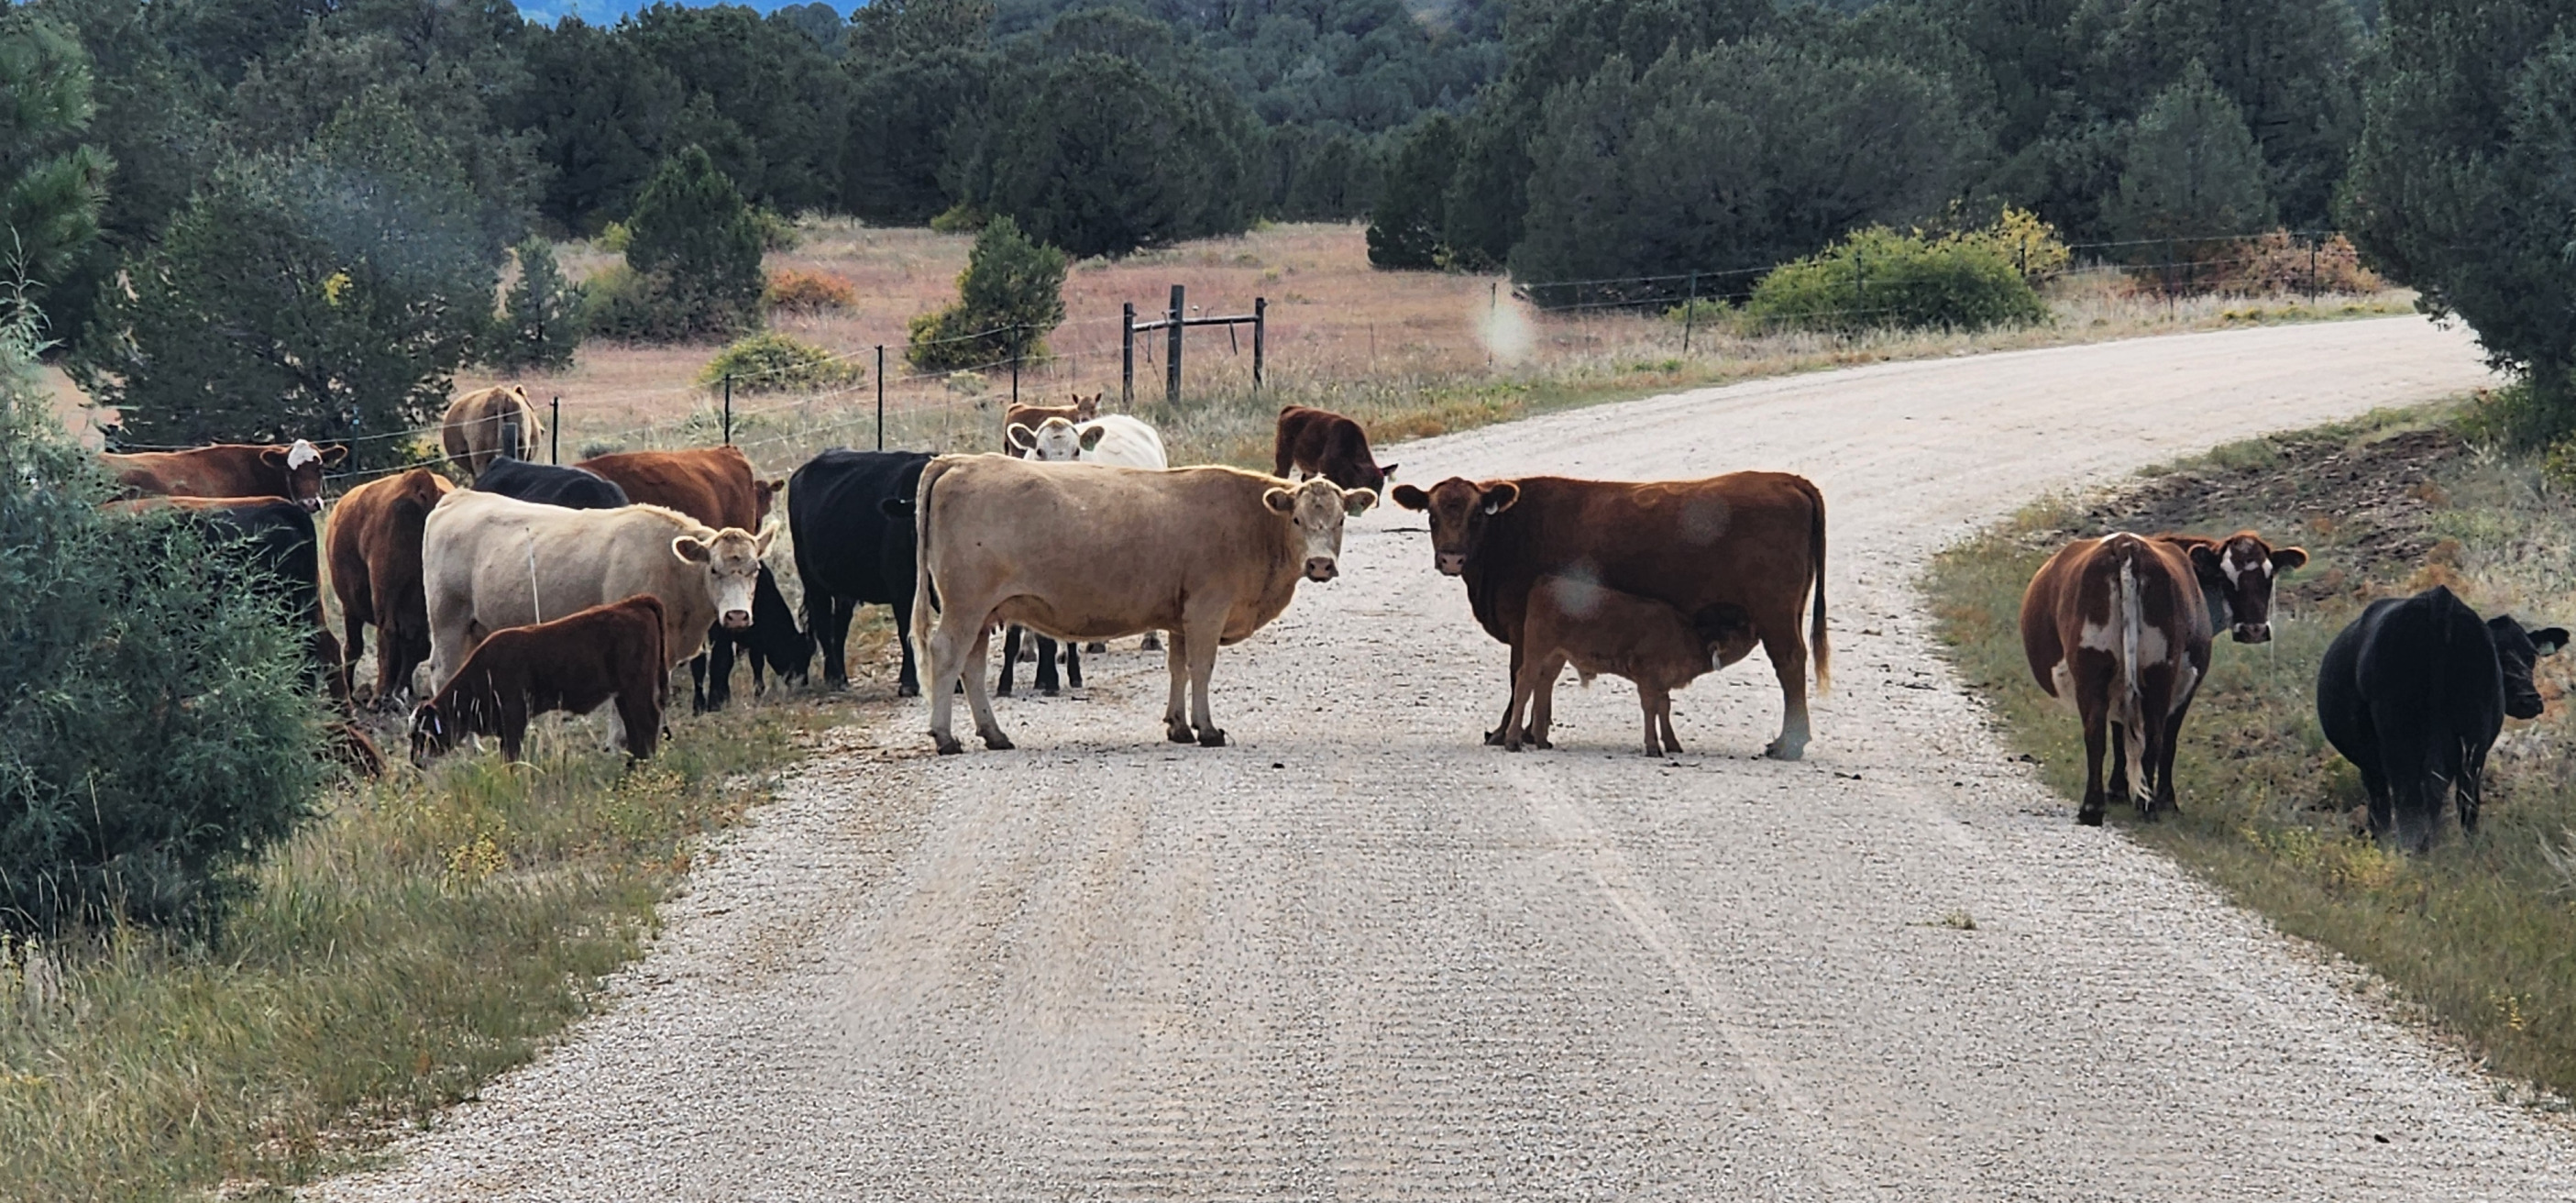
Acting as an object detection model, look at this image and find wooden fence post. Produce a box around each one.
[550,396,559,464]
[1122,302,1136,408]
[1166,284,1183,408]
[1252,297,1266,389]
[875,345,885,451]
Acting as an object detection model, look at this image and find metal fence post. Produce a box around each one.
[1681,271,1699,353]
[722,373,732,445]
[1010,326,1021,406]
[1122,302,1136,408]
[1166,284,1183,408]
[875,345,885,451]
[550,395,559,464]
[1252,297,1266,388]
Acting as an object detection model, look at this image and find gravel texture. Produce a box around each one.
[315,317,2576,1200]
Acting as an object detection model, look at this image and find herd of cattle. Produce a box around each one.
[87,381,2561,852]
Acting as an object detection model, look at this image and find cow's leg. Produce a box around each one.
[1503,657,1540,751]
[2076,691,2110,826]
[706,638,735,711]
[925,609,975,754]
[1656,688,1684,756]
[1183,605,1227,746]
[997,625,1022,696]
[1525,655,1564,750]
[1162,625,1194,744]
[1065,640,1083,690]
[689,651,713,713]
[341,610,368,704]
[2152,692,2196,818]
[962,624,1011,750]
[1638,684,1671,756]
[2356,757,2394,839]
[1486,641,1525,745]
[816,593,853,690]
[1034,634,1062,696]
[886,595,919,698]
[2458,739,2492,835]
[1757,614,1812,760]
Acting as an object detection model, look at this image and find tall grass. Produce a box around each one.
[0,704,825,1199]
[1927,404,2576,1102]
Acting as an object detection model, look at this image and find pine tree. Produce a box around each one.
[0,13,113,303]
[622,145,765,339]
[2104,61,2274,247]
[487,236,582,373]
[906,215,1066,371]
[1367,114,1461,270]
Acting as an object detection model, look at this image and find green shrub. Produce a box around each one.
[598,221,632,253]
[589,147,765,342]
[697,331,861,393]
[0,306,324,934]
[1744,226,2046,334]
[906,215,1066,372]
[485,236,584,373]
[751,208,799,251]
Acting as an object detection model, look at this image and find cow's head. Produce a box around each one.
[754,478,784,524]
[1392,477,1518,577]
[675,524,776,629]
[1008,416,1086,462]
[2488,615,2568,721]
[2182,531,2306,644]
[261,439,347,512]
[1072,392,1101,422]
[408,693,480,766]
[1264,477,1376,582]
[751,565,815,680]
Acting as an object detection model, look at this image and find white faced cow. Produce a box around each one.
[421,489,773,693]
[911,455,1374,753]
[1007,414,1169,469]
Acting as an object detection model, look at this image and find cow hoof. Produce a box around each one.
[2076,807,2105,826]
[1084,641,1107,654]
[1482,727,1506,746]
[1644,746,1666,758]
[897,683,919,699]
[1504,739,1524,752]
[933,734,964,756]
[980,730,1015,751]
[1040,685,1060,698]
[1197,728,1227,747]
[1763,739,1806,761]
[1166,724,1194,745]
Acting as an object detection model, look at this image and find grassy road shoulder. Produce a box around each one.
[1928,399,2576,1102]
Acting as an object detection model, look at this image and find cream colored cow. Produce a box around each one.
[911,455,1375,753]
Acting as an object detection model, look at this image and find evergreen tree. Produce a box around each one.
[487,235,582,373]
[843,46,993,226]
[622,144,765,338]
[2103,61,2274,247]
[0,12,112,304]
[2348,1,2576,439]
[907,215,1065,371]
[73,98,494,467]
[629,3,851,215]
[510,16,684,233]
[1367,112,1461,270]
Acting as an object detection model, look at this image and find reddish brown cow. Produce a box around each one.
[325,469,456,705]
[1001,392,1099,453]
[2020,530,2305,823]
[574,446,777,530]
[1506,574,1755,756]
[1393,472,1828,758]
[100,440,347,513]
[409,594,668,765]
[1274,405,1395,492]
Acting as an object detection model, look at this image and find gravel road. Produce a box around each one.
[318,317,2576,1200]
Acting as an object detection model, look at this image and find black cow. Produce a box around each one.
[2317,585,2566,852]
[470,457,631,510]
[116,496,342,701]
[788,449,931,696]
[697,564,812,710]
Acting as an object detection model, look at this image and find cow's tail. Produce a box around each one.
[2113,539,2150,801]
[910,458,952,661]
[1806,480,1831,693]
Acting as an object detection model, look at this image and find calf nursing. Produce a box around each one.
[1506,573,1756,756]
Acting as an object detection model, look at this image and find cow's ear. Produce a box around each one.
[1391,483,1430,511]
[878,496,913,518]
[319,444,347,466]
[1263,487,1296,514]
[2531,627,2570,657]
[1481,481,1521,515]
[259,446,289,468]
[2271,546,2307,573]
[753,526,777,557]
[1343,487,1378,516]
[1007,424,1037,451]
[1079,425,1106,452]
[672,535,713,564]
[1378,463,1396,480]
[2187,541,2221,573]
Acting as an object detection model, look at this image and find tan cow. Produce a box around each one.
[912,455,1376,753]
[421,489,773,692]
[442,384,546,477]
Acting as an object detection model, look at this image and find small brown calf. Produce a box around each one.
[410,594,669,766]
[1506,573,1756,756]
[1274,405,1394,492]
[1001,392,1099,452]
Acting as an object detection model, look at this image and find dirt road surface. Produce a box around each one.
[320,317,2576,1200]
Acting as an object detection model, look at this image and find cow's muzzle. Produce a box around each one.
[299,496,324,513]
[2508,693,2547,722]
[1435,552,1466,576]
[2230,623,2273,644]
[1304,557,1338,582]
[721,609,753,629]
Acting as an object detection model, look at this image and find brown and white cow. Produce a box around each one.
[421,489,773,692]
[410,594,669,765]
[1000,392,1099,453]
[325,469,456,706]
[2019,530,2305,823]
[100,440,347,513]
[441,384,546,477]
[1274,405,1394,492]
[1393,472,1829,759]
[1506,573,1756,756]
[912,455,1375,753]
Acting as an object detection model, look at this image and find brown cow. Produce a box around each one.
[409,595,668,765]
[913,456,1375,753]
[1274,405,1395,492]
[441,384,546,477]
[100,440,347,513]
[575,445,777,530]
[1393,473,1828,759]
[2019,530,2305,823]
[1506,574,1756,756]
[1000,392,1099,453]
[325,469,456,706]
